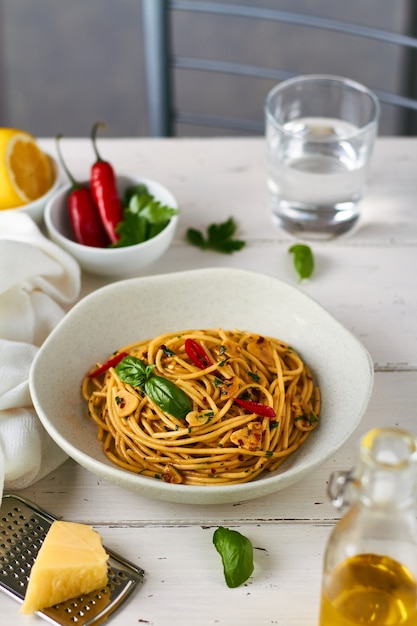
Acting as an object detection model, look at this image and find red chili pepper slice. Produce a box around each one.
[90,122,123,244]
[234,398,276,418]
[56,134,109,248]
[184,338,213,370]
[87,351,128,377]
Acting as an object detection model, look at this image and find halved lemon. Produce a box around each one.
[0,128,54,209]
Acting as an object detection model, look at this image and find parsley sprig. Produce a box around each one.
[113,184,178,248]
[186,217,246,254]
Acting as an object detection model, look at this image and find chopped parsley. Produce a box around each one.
[161,344,175,357]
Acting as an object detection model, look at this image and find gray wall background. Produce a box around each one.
[0,1,412,137]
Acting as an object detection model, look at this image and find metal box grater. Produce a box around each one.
[0,494,145,625]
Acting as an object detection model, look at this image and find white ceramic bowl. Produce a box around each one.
[44,174,178,277]
[2,154,61,223]
[30,268,374,505]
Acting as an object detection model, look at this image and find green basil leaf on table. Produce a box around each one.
[288,243,315,281]
[213,526,254,588]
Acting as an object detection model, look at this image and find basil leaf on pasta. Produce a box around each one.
[116,356,192,419]
[213,526,254,588]
[115,355,154,387]
[145,376,192,419]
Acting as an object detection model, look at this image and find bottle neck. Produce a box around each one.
[354,428,417,509]
[328,428,417,511]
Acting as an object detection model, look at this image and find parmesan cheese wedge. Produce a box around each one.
[20,520,109,614]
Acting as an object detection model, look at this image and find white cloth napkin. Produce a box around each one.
[0,212,81,499]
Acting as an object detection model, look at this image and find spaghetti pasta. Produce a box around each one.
[82,328,320,486]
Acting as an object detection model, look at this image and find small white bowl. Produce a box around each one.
[1,154,61,224]
[44,174,178,277]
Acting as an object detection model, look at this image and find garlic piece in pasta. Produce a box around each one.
[113,388,139,418]
[246,335,275,367]
[230,421,263,451]
[161,464,183,484]
[216,376,242,400]
[186,411,214,426]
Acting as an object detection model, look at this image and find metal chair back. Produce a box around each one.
[142,1,417,136]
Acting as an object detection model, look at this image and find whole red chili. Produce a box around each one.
[55,134,109,248]
[90,121,123,244]
[234,397,276,418]
[184,338,213,370]
[87,351,129,378]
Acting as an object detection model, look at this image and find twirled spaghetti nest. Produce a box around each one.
[82,328,320,486]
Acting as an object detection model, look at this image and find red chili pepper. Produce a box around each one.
[234,398,276,418]
[90,121,123,244]
[87,351,128,377]
[55,135,109,248]
[184,338,213,370]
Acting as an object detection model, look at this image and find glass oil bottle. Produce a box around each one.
[319,427,417,626]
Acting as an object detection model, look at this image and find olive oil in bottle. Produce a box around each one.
[319,428,417,626]
[320,553,417,626]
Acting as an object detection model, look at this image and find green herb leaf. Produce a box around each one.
[161,344,175,357]
[213,526,254,588]
[289,243,315,281]
[139,200,178,225]
[145,377,192,419]
[309,411,319,424]
[207,219,236,244]
[115,210,148,247]
[115,356,192,419]
[186,228,206,248]
[123,183,150,207]
[115,355,154,387]
[186,217,245,254]
[113,184,178,248]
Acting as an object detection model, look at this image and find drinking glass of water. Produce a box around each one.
[265,74,380,239]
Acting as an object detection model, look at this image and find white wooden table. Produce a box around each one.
[3,136,417,625]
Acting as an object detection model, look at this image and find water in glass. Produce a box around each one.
[268,117,369,238]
